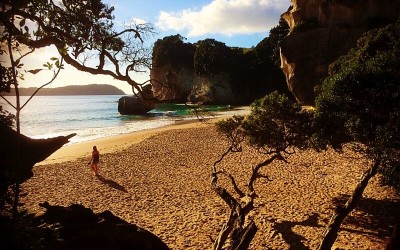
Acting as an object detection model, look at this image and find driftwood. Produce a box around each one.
[211,142,281,250]
[0,126,75,183]
[0,126,75,209]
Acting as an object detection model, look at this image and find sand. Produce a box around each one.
[21,120,399,249]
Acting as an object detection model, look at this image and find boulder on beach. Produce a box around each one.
[118,95,156,115]
[118,85,157,115]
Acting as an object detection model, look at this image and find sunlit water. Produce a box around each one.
[1,95,248,144]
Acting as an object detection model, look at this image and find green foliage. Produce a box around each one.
[256,18,290,65]
[244,92,312,151]
[217,92,312,153]
[231,18,290,103]
[194,39,232,76]
[0,106,15,129]
[215,115,245,151]
[0,66,15,93]
[152,34,195,70]
[314,20,400,189]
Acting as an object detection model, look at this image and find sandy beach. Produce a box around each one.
[21,119,399,249]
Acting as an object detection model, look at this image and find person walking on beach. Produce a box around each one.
[88,146,100,175]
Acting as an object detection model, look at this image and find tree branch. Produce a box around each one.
[214,170,245,198]
[21,58,63,110]
[247,153,280,195]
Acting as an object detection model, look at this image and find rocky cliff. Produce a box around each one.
[151,34,290,105]
[280,0,400,105]
[150,65,195,102]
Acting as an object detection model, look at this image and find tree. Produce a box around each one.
[0,0,154,218]
[313,20,400,249]
[255,17,290,66]
[152,34,195,70]
[0,0,155,95]
[230,18,291,104]
[0,106,14,129]
[194,39,232,76]
[212,92,312,249]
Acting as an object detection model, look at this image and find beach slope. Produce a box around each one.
[21,121,399,249]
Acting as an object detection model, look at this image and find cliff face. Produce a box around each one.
[280,0,400,105]
[150,66,194,102]
[150,66,235,104]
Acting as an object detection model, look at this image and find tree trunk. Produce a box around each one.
[213,210,236,250]
[231,221,258,250]
[318,159,381,250]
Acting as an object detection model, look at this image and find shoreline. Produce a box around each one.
[38,106,251,165]
[37,118,215,165]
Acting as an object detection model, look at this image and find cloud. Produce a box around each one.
[156,0,289,37]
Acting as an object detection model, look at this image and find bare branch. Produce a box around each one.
[21,58,64,110]
[247,153,280,195]
[0,95,16,110]
[214,170,245,198]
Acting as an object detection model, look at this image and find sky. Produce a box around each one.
[20,0,292,94]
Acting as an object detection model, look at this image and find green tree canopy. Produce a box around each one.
[194,39,232,76]
[0,106,14,129]
[314,20,400,164]
[313,19,400,250]
[152,34,195,70]
[0,0,154,94]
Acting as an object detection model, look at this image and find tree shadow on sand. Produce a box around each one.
[96,174,128,193]
[272,213,322,250]
[332,195,400,238]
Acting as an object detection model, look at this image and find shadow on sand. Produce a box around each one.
[272,213,322,250]
[271,196,399,249]
[332,195,400,238]
[96,174,128,193]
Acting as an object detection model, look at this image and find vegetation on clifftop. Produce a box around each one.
[151,18,291,105]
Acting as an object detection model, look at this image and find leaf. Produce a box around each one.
[50,57,58,61]
[27,69,43,74]
[19,18,26,27]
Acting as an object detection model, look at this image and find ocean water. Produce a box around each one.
[0,95,247,144]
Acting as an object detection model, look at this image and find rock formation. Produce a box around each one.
[280,0,400,105]
[150,34,196,103]
[150,34,290,105]
[150,66,194,102]
[118,85,156,115]
[187,74,235,104]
